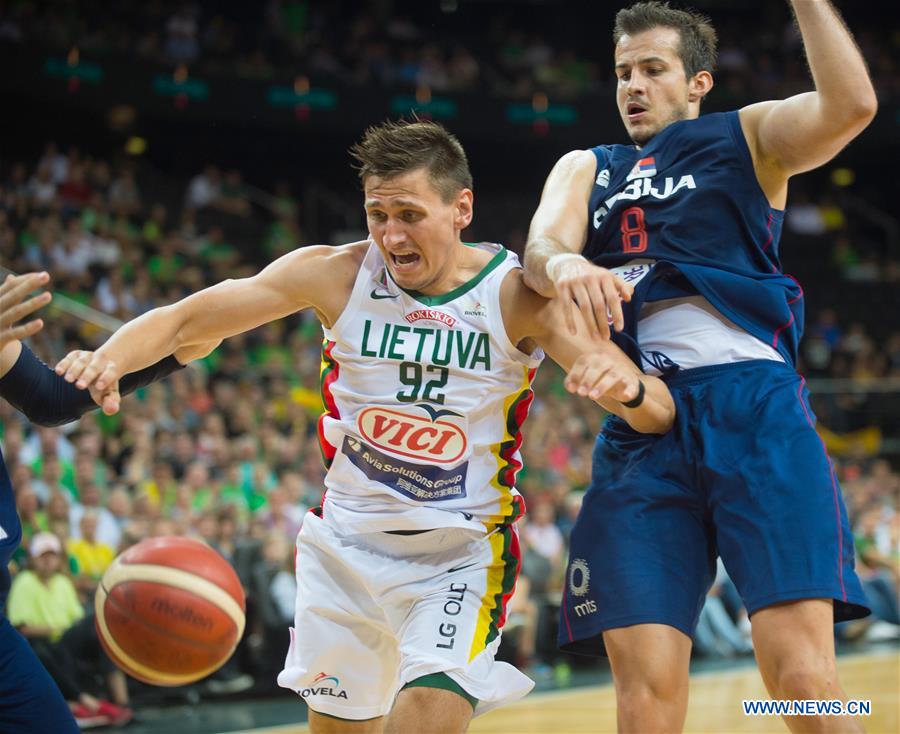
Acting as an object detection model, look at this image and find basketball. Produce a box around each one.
[94,536,246,687]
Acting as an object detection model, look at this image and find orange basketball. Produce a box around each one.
[94,536,246,687]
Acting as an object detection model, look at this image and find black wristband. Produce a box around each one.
[621,379,645,409]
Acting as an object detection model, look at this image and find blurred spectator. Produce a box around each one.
[67,511,116,588]
[70,483,120,549]
[107,169,142,217]
[522,497,564,571]
[165,6,200,65]
[217,170,250,217]
[186,165,222,210]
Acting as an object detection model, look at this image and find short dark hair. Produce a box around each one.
[349,118,473,202]
[614,1,717,78]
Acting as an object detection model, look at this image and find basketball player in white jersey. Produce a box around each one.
[57,120,675,733]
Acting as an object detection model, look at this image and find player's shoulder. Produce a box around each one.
[287,239,369,265]
[554,148,600,173]
[271,240,369,281]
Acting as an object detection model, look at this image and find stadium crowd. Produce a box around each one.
[0,1,896,102]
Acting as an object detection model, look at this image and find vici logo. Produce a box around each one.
[357,407,467,463]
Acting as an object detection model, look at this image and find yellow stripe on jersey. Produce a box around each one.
[483,365,535,532]
[468,525,519,662]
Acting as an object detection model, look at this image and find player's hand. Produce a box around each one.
[564,351,642,405]
[0,272,52,349]
[55,349,123,393]
[547,255,633,341]
[88,381,122,415]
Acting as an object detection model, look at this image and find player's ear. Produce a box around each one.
[688,70,713,104]
[454,189,474,230]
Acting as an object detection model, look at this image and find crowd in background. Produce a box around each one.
[0,1,897,103]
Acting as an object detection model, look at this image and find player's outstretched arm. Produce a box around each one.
[523,150,632,341]
[740,0,877,198]
[502,271,674,434]
[0,270,223,420]
[55,243,362,400]
[1,340,219,424]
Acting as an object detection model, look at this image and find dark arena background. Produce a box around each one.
[0,1,897,732]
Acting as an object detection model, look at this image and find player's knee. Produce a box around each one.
[775,659,840,700]
[387,685,473,734]
[617,669,686,708]
[616,679,686,731]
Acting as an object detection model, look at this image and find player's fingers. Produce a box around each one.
[602,277,625,333]
[558,282,579,336]
[563,358,589,393]
[55,351,79,375]
[62,351,91,382]
[615,375,641,404]
[573,282,607,341]
[74,356,105,389]
[0,272,49,310]
[102,388,121,416]
[614,275,634,303]
[579,362,612,397]
[589,372,622,401]
[0,273,23,301]
[5,318,44,341]
[566,357,608,397]
[94,362,121,392]
[1,291,51,326]
[584,277,609,341]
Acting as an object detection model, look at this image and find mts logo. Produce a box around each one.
[574,600,597,617]
[358,407,467,463]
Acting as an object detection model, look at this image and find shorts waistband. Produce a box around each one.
[662,358,795,387]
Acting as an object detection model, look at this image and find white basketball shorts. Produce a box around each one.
[277,510,534,720]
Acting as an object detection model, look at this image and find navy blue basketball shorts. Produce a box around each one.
[559,359,870,656]
[0,617,79,733]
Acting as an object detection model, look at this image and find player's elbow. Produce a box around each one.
[657,398,677,434]
[843,87,878,127]
[854,91,878,124]
[640,394,676,435]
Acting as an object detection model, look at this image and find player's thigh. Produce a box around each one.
[278,513,400,721]
[560,418,713,654]
[0,619,79,734]
[750,599,839,690]
[706,366,868,620]
[603,624,692,688]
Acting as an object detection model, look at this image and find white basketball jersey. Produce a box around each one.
[317,241,542,535]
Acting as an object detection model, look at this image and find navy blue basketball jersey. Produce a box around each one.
[0,446,22,614]
[584,111,803,366]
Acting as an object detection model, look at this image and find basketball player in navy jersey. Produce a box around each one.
[0,271,215,731]
[524,2,876,731]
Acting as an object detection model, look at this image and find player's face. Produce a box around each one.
[364,167,473,295]
[615,26,693,145]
